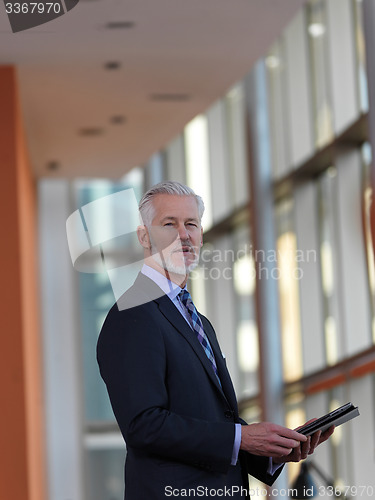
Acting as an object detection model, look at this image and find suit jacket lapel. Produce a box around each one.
[156,295,226,395]
[201,316,239,414]
[130,273,234,405]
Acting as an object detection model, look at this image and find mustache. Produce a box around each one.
[171,242,198,253]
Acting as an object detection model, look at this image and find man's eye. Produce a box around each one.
[164,223,174,227]
[187,223,197,228]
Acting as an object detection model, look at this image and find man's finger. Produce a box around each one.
[317,425,335,446]
[311,430,321,446]
[281,427,308,443]
[300,436,311,459]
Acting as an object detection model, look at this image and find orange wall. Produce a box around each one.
[0,66,46,500]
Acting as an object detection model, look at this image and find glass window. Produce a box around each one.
[74,172,144,422]
[206,99,232,223]
[85,445,126,500]
[326,0,360,134]
[307,0,334,148]
[317,150,373,358]
[75,181,125,422]
[73,170,144,500]
[144,152,165,190]
[184,115,213,230]
[165,134,186,185]
[335,147,372,354]
[266,40,290,179]
[195,223,258,399]
[284,7,315,166]
[225,83,249,209]
[120,167,144,200]
[233,225,259,398]
[294,181,326,374]
[347,375,375,488]
[361,143,375,342]
[353,0,369,112]
[275,198,303,382]
[79,270,117,421]
[317,167,346,365]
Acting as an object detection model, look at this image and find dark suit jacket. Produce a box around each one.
[97,273,283,499]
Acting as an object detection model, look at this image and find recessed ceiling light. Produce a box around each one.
[110,115,126,125]
[104,61,121,70]
[150,93,190,102]
[106,21,135,30]
[308,23,326,38]
[47,160,60,171]
[79,127,104,137]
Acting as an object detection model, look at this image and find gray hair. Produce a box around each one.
[138,181,205,227]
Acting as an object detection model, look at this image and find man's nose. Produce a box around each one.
[177,224,189,240]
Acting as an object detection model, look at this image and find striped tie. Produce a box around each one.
[179,289,220,384]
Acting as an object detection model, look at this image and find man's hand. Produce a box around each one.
[273,421,335,464]
[240,422,307,458]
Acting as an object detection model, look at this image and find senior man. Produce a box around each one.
[97,181,333,499]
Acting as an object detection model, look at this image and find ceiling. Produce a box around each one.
[0,0,305,179]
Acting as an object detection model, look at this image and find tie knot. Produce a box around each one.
[178,289,191,306]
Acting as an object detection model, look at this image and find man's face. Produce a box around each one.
[147,194,203,275]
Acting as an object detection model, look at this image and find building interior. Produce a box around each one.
[2,0,375,499]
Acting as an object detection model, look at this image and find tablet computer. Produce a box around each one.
[298,402,359,436]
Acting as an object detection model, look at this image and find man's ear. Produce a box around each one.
[137,225,150,249]
[200,226,203,247]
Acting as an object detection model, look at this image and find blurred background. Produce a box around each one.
[1,0,375,499]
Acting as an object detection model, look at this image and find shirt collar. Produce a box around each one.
[141,264,185,301]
